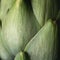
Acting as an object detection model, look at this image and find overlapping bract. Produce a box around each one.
[24,19,57,60]
[0,0,40,59]
[0,0,58,60]
[31,0,58,26]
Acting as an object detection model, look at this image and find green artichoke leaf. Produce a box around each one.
[0,0,16,19]
[0,40,12,60]
[0,28,12,60]
[31,0,58,26]
[44,0,58,22]
[1,0,40,56]
[24,19,57,60]
[14,51,29,60]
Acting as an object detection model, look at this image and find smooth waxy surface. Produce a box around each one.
[0,28,12,60]
[25,19,57,60]
[31,0,58,26]
[1,0,40,56]
[0,0,58,60]
[14,52,28,60]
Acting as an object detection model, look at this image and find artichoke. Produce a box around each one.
[0,0,59,60]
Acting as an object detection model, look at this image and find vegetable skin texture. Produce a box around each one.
[1,0,40,56]
[25,19,57,60]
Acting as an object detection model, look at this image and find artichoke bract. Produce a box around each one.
[31,0,58,26]
[0,0,59,60]
[0,39,12,60]
[1,0,40,56]
[0,28,12,60]
[14,51,28,60]
[24,19,57,60]
[0,0,16,19]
